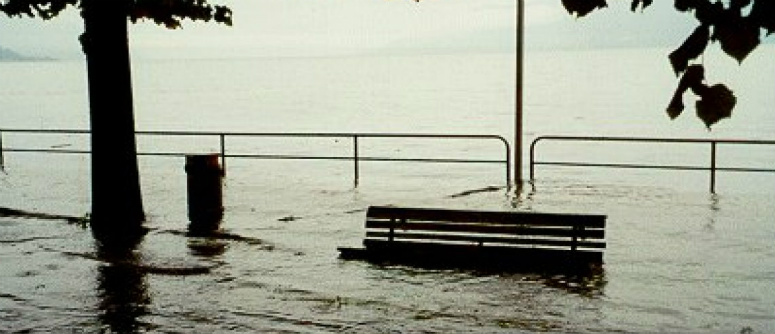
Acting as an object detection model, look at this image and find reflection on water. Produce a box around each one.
[537,271,607,298]
[2,48,774,333]
[93,234,231,333]
[2,156,773,333]
[704,193,720,231]
[509,181,538,211]
[371,263,607,298]
[96,246,151,334]
[188,237,229,258]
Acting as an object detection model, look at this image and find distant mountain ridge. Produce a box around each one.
[0,45,54,61]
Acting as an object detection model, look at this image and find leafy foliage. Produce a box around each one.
[669,25,709,75]
[631,0,652,12]
[0,0,77,19]
[666,64,736,127]
[129,0,232,28]
[561,0,774,128]
[561,0,607,17]
[0,0,232,27]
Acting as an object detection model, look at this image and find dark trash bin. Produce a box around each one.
[185,154,223,232]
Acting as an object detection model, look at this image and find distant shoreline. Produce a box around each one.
[0,55,57,62]
[0,57,57,62]
[0,46,56,62]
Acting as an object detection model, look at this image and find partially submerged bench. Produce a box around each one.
[338,206,606,272]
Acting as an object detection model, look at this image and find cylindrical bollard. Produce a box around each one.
[185,154,223,233]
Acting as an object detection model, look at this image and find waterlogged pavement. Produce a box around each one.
[1,157,774,333]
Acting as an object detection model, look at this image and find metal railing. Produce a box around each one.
[530,135,775,193]
[0,128,511,188]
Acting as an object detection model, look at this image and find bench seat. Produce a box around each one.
[338,206,606,272]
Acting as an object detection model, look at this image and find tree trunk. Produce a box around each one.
[81,0,146,246]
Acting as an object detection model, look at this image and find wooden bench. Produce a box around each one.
[338,206,606,272]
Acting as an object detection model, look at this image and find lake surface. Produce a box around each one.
[1,47,774,333]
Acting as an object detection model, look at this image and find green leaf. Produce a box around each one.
[750,0,775,35]
[696,84,736,128]
[561,0,607,18]
[730,0,752,11]
[129,0,232,29]
[666,95,685,119]
[631,0,652,12]
[712,16,760,63]
[1,0,231,27]
[213,5,232,26]
[694,1,724,25]
[668,25,709,75]
[674,0,698,12]
[666,65,705,120]
[0,0,78,19]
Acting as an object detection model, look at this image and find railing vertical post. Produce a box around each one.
[0,130,5,171]
[219,134,226,176]
[505,140,512,188]
[710,141,717,193]
[353,135,360,188]
[529,137,537,180]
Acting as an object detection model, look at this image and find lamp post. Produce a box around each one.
[515,0,524,189]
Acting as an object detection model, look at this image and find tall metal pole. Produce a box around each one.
[515,0,524,188]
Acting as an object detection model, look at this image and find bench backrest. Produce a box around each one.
[365,206,606,251]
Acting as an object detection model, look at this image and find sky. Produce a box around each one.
[0,0,742,59]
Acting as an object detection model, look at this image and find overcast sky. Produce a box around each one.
[0,0,744,59]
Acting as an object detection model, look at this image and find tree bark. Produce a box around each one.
[81,0,146,246]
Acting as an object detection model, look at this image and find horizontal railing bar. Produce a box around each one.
[532,135,775,146]
[148,132,507,141]
[3,148,505,165]
[0,128,511,187]
[529,135,775,193]
[534,161,775,173]
[3,148,91,154]
[0,129,91,134]
[535,161,710,171]
[716,167,775,173]
[0,128,505,141]
[229,155,506,164]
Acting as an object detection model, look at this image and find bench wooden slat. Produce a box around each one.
[366,206,606,228]
[365,231,607,249]
[362,239,604,265]
[366,220,605,239]
[339,206,607,272]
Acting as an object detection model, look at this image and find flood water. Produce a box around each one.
[1,47,774,333]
